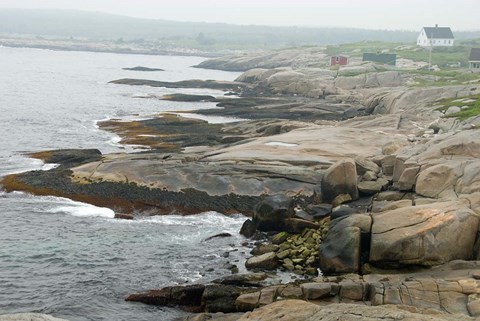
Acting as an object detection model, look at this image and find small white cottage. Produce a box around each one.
[417,25,454,47]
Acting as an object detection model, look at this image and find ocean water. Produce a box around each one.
[0,47,248,320]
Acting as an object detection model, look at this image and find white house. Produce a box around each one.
[417,25,454,47]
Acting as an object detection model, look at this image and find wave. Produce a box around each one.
[47,203,115,219]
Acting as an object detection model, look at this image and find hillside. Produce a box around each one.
[2,9,479,50]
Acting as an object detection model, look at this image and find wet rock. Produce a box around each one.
[330,205,358,220]
[321,158,359,204]
[161,94,218,102]
[239,219,257,238]
[253,195,294,232]
[29,148,102,168]
[251,244,279,256]
[271,232,289,245]
[294,210,315,222]
[114,213,134,220]
[204,233,232,242]
[306,203,332,219]
[110,78,246,92]
[126,284,205,308]
[213,273,267,287]
[283,218,320,234]
[245,252,278,270]
[202,284,245,313]
[123,66,164,71]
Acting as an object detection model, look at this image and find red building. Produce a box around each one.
[330,55,349,66]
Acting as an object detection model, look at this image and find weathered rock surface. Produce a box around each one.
[370,201,479,267]
[234,300,475,321]
[321,158,359,204]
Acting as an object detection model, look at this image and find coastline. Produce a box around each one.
[2,46,480,320]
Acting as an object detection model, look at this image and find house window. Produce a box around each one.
[336,56,339,63]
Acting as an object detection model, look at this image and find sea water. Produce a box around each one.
[0,46,247,320]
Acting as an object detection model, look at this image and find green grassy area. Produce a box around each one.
[407,70,480,87]
[435,95,480,121]
[326,39,479,68]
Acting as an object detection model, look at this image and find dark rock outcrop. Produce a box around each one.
[252,195,294,232]
[123,66,164,71]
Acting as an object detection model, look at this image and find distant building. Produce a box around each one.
[470,48,480,70]
[362,53,397,66]
[417,25,454,47]
[330,55,349,66]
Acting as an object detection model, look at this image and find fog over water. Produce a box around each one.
[0,0,479,30]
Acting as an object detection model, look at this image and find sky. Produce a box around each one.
[0,0,479,30]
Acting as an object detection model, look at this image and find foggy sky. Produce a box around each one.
[0,0,479,30]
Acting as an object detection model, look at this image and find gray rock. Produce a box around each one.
[321,158,359,204]
[357,180,385,195]
[319,214,372,274]
[245,252,278,270]
[253,195,295,231]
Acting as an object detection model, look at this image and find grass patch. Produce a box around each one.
[435,95,480,120]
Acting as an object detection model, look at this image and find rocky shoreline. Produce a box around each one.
[2,48,480,320]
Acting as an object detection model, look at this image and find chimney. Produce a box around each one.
[435,24,438,28]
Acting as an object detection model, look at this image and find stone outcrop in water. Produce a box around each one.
[122,66,164,71]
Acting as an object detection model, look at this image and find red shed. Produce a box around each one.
[330,55,349,66]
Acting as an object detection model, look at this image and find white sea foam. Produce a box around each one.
[47,200,115,219]
[265,141,298,147]
[41,163,59,171]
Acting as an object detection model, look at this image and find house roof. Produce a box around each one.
[423,27,454,39]
[470,48,480,61]
[362,53,397,66]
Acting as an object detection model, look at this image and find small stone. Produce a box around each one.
[245,252,278,270]
[271,232,289,245]
[362,171,377,181]
[305,267,318,276]
[301,283,335,300]
[276,249,290,259]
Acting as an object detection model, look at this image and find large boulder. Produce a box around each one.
[319,214,372,274]
[321,158,359,204]
[253,195,294,231]
[370,201,479,267]
[392,130,480,198]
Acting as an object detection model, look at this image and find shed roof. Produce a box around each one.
[470,48,480,61]
[423,27,454,39]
